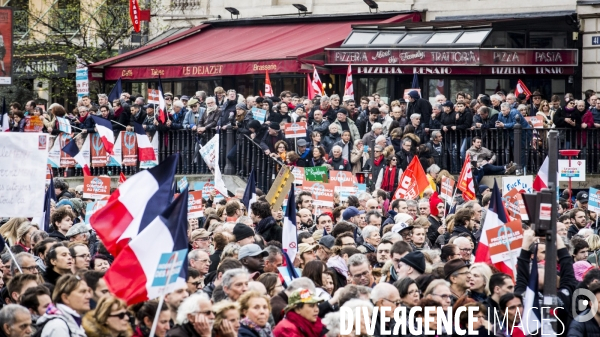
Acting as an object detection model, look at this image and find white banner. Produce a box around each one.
[107,132,122,167]
[47,135,61,168]
[558,159,586,182]
[501,175,534,195]
[0,134,49,217]
[76,58,88,99]
[199,134,218,169]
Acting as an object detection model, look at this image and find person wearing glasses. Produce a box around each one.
[347,254,373,287]
[69,243,91,274]
[423,279,453,312]
[82,295,132,337]
[168,293,214,337]
[443,259,470,305]
[397,278,421,309]
[11,252,39,276]
[370,283,401,334]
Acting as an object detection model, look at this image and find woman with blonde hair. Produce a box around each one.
[16,221,40,251]
[536,100,554,128]
[468,263,493,303]
[238,290,273,337]
[212,300,240,337]
[83,295,133,337]
[587,234,600,266]
[221,243,240,260]
[0,217,28,246]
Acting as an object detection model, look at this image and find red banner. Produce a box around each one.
[392,157,429,201]
[59,134,76,168]
[129,0,141,33]
[91,133,107,167]
[457,154,476,201]
[24,116,44,132]
[121,131,138,166]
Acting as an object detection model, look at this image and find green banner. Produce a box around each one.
[304,166,329,182]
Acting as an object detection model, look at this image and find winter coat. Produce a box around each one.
[328,156,351,171]
[183,109,204,129]
[413,123,427,144]
[407,98,433,128]
[396,149,415,171]
[218,99,238,127]
[361,130,379,153]
[199,108,221,129]
[113,99,132,134]
[78,114,96,134]
[43,113,56,132]
[323,132,341,153]
[169,109,186,130]
[451,225,478,251]
[166,322,201,337]
[268,112,292,125]
[439,111,456,128]
[38,304,87,337]
[472,113,498,130]
[356,117,380,138]
[10,118,25,132]
[332,118,361,143]
[330,139,353,160]
[131,110,147,127]
[455,110,474,131]
[273,315,324,337]
[83,310,133,337]
[350,147,368,175]
[256,216,282,243]
[142,114,156,135]
[42,266,64,285]
[426,140,444,170]
[308,119,330,137]
[568,309,600,336]
[259,130,285,153]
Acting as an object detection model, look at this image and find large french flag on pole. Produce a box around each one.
[105,188,189,305]
[282,184,298,263]
[133,122,156,161]
[517,244,544,336]
[533,156,549,191]
[62,138,91,176]
[474,180,515,278]
[90,115,115,155]
[242,169,257,213]
[90,154,178,257]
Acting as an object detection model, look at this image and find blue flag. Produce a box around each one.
[42,174,57,232]
[412,73,419,89]
[242,169,257,211]
[108,78,122,103]
[490,179,509,223]
[282,184,298,263]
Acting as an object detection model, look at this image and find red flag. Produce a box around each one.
[311,66,324,96]
[157,77,167,124]
[343,64,354,100]
[129,0,141,32]
[515,79,532,100]
[264,70,273,97]
[457,153,476,201]
[392,157,429,200]
[119,172,127,184]
[306,73,314,100]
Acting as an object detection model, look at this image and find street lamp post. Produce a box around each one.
[558,149,580,209]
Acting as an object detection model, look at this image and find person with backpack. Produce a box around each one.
[36,274,90,337]
[326,145,351,171]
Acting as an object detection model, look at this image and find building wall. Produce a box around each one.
[579,3,600,95]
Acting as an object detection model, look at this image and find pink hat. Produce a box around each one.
[573,261,594,282]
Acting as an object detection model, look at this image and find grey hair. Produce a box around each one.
[173,100,184,108]
[332,145,342,152]
[434,103,443,111]
[370,282,398,302]
[406,200,418,208]
[11,252,35,275]
[410,113,421,120]
[286,277,317,294]
[263,245,282,263]
[517,104,529,111]
[328,124,339,131]
[361,225,379,241]
[490,94,501,102]
[347,253,369,269]
[222,268,248,288]
[430,130,441,140]
[175,293,211,325]
[320,96,330,104]
[98,94,107,99]
[372,122,383,130]
[330,94,340,101]
[322,312,343,337]
[358,192,372,201]
[354,139,363,146]
[368,100,378,108]
[375,135,386,144]
[196,91,207,100]
[0,304,30,327]
[423,279,450,297]
[506,93,516,100]
[373,145,384,152]
[188,249,207,262]
[237,216,252,226]
[381,232,401,242]
[342,298,373,315]
[427,164,441,174]
[500,102,511,110]
[206,97,216,103]
[221,243,240,260]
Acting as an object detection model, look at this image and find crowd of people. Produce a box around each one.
[1,87,600,337]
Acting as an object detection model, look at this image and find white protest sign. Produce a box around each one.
[0,134,49,217]
[501,176,534,194]
[558,159,586,181]
[199,134,218,169]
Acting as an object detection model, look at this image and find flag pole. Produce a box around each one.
[5,247,22,274]
[109,120,128,128]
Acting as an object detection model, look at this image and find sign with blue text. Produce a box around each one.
[151,249,187,287]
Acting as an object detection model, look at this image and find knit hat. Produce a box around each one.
[442,100,454,110]
[236,103,247,111]
[429,192,444,217]
[295,103,305,111]
[478,185,490,195]
[56,199,74,209]
[269,123,280,131]
[444,259,468,280]
[400,251,426,274]
[233,223,254,242]
[573,261,594,282]
[407,90,420,100]
[337,107,348,115]
[248,120,261,131]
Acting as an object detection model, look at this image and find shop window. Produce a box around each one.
[357,77,390,104]
[344,32,376,45]
[235,75,254,97]
[450,79,475,103]
[483,31,525,48]
[484,79,511,97]
[371,33,404,45]
[428,79,445,105]
[282,77,305,97]
[454,31,489,45]
[398,33,432,45]
[427,32,461,45]
[162,82,173,95]
[174,81,197,97]
[529,32,567,49]
[50,0,80,33]
[197,80,218,97]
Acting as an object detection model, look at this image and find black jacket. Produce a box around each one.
[131,110,147,126]
[238,325,260,337]
[440,111,456,127]
[268,112,292,125]
[323,132,341,153]
[407,98,433,128]
[568,309,600,336]
[427,215,442,247]
[113,100,131,135]
[451,225,478,251]
[259,130,285,153]
[455,111,473,131]
[553,107,582,129]
[328,156,351,171]
[426,140,444,170]
[217,100,237,127]
[568,224,580,239]
[166,323,201,337]
[256,216,282,243]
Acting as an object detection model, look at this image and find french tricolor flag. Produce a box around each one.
[91,115,115,155]
[474,180,515,278]
[533,156,549,191]
[282,184,298,263]
[133,122,156,161]
[105,187,189,305]
[62,138,91,176]
[90,154,178,257]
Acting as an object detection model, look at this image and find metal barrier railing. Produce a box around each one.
[58,127,600,186]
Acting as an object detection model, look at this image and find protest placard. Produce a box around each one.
[291,167,305,185]
[330,170,357,186]
[303,181,335,207]
[59,133,76,167]
[140,134,159,169]
[48,136,61,168]
[24,116,44,132]
[251,107,267,124]
[486,220,523,264]
[284,122,307,139]
[188,190,204,218]
[304,166,328,182]
[151,249,187,287]
[107,132,123,167]
[193,181,224,203]
[178,176,188,192]
[121,131,138,166]
[503,188,529,221]
[0,134,49,217]
[84,199,108,224]
[199,135,218,169]
[91,133,108,167]
[83,176,111,199]
[589,188,600,213]
[148,88,160,104]
[502,176,534,194]
[440,176,455,202]
[525,116,544,128]
[558,159,586,181]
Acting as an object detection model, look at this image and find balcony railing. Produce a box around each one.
[55,127,600,192]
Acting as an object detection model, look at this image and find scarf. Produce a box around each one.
[240,317,273,337]
[78,114,87,124]
[326,255,348,279]
[284,311,323,337]
[362,242,375,253]
[373,155,384,166]
[206,105,218,115]
[256,216,276,235]
[381,166,397,192]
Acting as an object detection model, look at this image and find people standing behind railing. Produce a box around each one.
[259,123,285,155]
[467,137,517,184]
[227,103,254,167]
[536,100,554,128]
[142,105,156,138]
[217,89,238,130]
[426,131,446,171]
[182,98,205,130]
[591,98,600,129]
[197,97,220,134]
[429,104,442,130]
[472,106,498,131]
[497,102,530,167]
[553,97,582,148]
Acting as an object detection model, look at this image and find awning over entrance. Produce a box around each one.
[91,13,420,81]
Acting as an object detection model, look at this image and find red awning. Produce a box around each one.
[95,13,420,80]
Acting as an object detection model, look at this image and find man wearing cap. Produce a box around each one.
[65,223,90,245]
[295,139,311,167]
[343,207,364,228]
[576,191,589,211]
[183,98,204,130]
[259,123,285,155]
[395,251,425,280]
[190,229,211,253]
[298,243,318,268]
[332,107,360,143]
[444,259,470,305]
[392,222,414,243]
[238,244,268,274]
[531,91,542,113]
[406,90,432,129]
[233,223,255,247]
[316,235,335,263]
